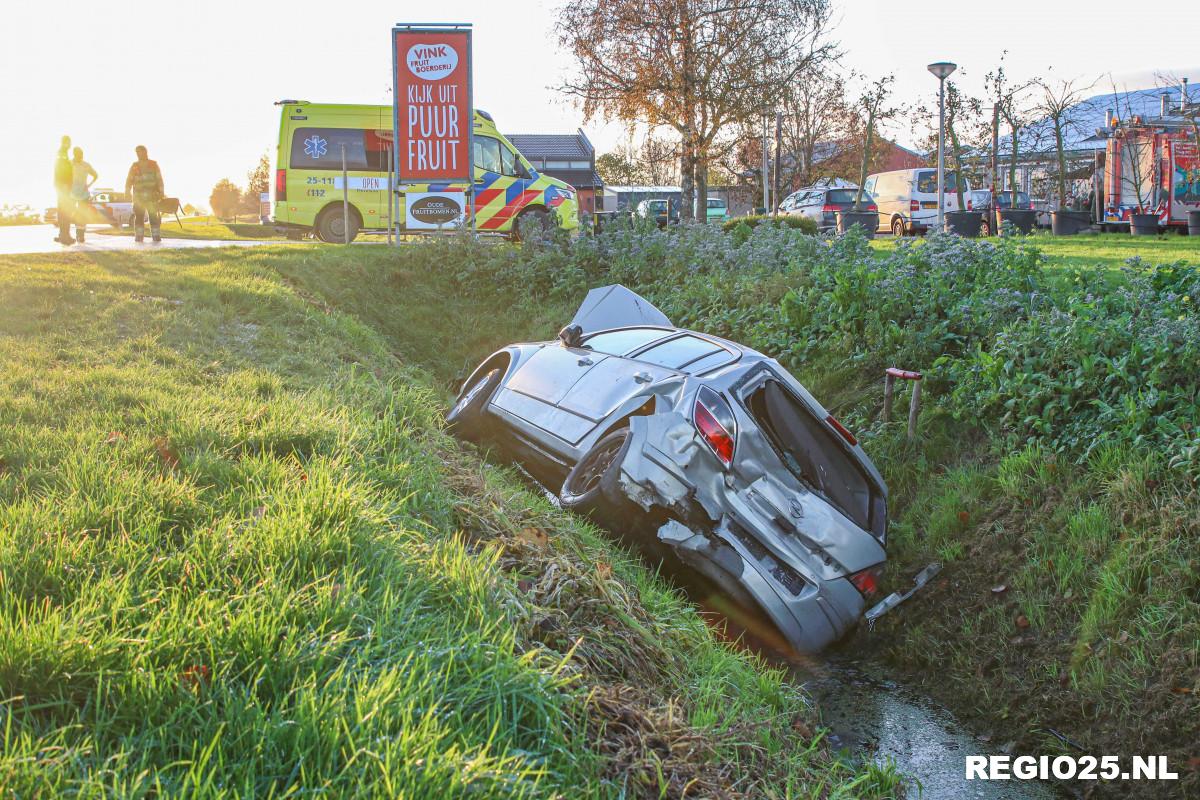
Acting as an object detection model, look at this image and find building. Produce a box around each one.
[506,130,605,216]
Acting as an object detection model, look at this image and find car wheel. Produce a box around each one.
[980,217,992,237]
[445,368,502,442]
[891,217,905,237]
[315,207,359,243]
[513,207,550,242]
[560,428,633,520]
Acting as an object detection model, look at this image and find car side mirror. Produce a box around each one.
[558,324,584,348]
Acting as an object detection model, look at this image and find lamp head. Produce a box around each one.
[927,62,958,80]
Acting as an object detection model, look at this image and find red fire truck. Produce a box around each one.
[1104,116,1200,231]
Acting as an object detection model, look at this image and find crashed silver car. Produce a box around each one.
[447,285,888,652]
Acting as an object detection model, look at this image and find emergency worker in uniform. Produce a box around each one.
[125,145,165,243]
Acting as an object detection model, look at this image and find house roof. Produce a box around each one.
[1005,85,1199,155]
[507,131,595,160]
[538,168,605,189]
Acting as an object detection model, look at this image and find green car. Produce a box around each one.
[704,197,728,222]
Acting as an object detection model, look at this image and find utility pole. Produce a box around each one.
[928,62,957,233]
[341,143,350,245]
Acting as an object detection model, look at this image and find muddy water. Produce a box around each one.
[797,656,1063,800]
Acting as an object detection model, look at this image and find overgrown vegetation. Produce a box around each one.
[342,223,1198,798]
[721,214,818,236]
[0,248,901,798]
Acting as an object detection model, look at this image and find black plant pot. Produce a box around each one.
[943,211,983,238]
[1129,213,1160,236]
[1188,209,1200,237]
[836,210,878,239]
[1050,210,1092,236]
[995,208,1036,234]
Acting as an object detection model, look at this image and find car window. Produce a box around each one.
[633,334,726,370]
[916,170,962,194]
[583,327,671,356]
[827,189,861,204]
[707,198,726,208]
[473,136,503,174]
[863,177,877,194]
[683,349,736,375]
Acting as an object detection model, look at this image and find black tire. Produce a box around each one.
[445,368,502,442]
[315,207,360,243]
[891,216,905,238]
[980,217,992,237]
[512,207,550,242]
[560,428,633,521]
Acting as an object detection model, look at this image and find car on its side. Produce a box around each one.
[864,168,969,237]
[446,285,889,654]
[778,185,877,232]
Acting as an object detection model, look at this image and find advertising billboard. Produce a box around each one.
[392,26,473,183]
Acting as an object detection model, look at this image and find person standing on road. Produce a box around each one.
[70,147,98,243]
[125,145,164,243]
[53,136,74,244]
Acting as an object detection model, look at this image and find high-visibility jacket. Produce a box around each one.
[126,159,163,202]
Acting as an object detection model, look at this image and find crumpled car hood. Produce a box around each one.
[570,285,673,333]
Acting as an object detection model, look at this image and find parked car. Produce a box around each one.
[778,185,877,232]
[446,285,889,653]
[703,197,729,223]
[634,198,679,227]
[88,189,134,228]
[864,168,969,237]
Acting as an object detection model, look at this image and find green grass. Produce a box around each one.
[95,216,285,241]
[0,247,902,798]
[871,230,1199,280]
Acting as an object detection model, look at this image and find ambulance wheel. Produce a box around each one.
[316,207,360,243]
[513,207,551,242]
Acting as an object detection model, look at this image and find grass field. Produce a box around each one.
[871,230,1199,278]
[0,246,901,798]
[95,216,286,241]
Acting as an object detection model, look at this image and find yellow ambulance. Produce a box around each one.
[273,101,579,241]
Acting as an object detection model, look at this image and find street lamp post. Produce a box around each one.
[928,61,957,232]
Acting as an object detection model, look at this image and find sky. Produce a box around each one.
[2,0,1198,209]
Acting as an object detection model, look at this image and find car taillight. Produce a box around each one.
[910,199,919,212]
[275,168,287,202]
[822,204,839,213]
[967,198,973,210]
[867,203,878,212]
[849,565,883,598]
[693,386,737,466]
[825,414,858,446]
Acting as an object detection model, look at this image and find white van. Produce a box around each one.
[863,168,969,237]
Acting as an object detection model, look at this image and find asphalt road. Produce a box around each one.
[0,224,278,256]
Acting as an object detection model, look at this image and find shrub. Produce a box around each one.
[721,214,818,235]
[437,226,1200,474]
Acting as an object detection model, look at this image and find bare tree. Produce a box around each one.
[1108,78,1154,215]
[853,76,899,211]
[779,68,854,188]
[556,0,835,222]
[1031,73,1097,209]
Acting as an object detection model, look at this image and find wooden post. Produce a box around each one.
[908,380,922,440]
[885,367,924,439]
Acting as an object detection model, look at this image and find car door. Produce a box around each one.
[491,345,606,444]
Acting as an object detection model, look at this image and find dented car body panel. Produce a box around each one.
[453,285,888,652]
